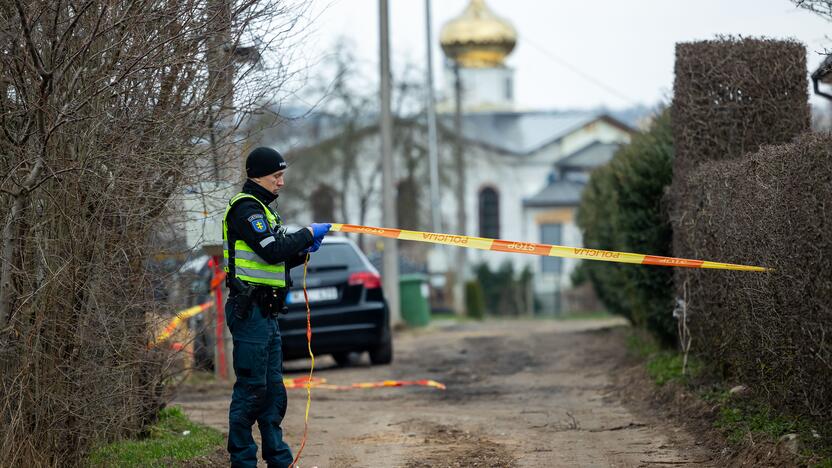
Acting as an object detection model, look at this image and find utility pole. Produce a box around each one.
[379,0,400,324]
[206,0,234,183]
[205,0,233,380]
[425,0,441,233]
[452,62,467,315]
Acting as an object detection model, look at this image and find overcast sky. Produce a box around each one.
[289,0,830,111]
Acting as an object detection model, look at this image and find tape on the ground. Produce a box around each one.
[283,376,446,391]
[330,224,767,272]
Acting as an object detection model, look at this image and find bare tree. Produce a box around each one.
[275,42,432,247]
[0,1,305,465]
[793,0,832,21]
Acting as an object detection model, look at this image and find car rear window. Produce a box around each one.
[305,243,366,270]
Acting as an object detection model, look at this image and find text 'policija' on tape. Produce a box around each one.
[330,224,768,272]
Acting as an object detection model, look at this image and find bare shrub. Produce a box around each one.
[678,132,832,422]
[0,1,305,465]
[670,37,809,181]
[670,38,808,363]
[669,36,821,423]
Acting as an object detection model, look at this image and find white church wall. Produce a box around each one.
[441,66,515,112]
[463,146,533,271]
[454,120,631,284]
[460,145,591,308]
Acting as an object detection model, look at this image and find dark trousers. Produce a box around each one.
[226,300,293,468]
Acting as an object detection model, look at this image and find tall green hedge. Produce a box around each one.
[575,111,676,345]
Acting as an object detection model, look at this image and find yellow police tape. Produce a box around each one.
[151,301,213,346]
[330,223,768,272]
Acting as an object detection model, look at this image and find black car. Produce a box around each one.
[280,235,393,366]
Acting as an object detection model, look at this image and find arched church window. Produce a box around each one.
[478,187,500,239]
[310,184,336,222]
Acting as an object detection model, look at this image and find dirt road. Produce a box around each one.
[177,319,715,467]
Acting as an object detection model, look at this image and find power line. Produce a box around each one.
[520,33,638,106]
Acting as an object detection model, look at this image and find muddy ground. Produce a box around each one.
[177,319,719,467]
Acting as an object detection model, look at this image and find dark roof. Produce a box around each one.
[556,141,620,170]
[276,108,635,157]
[523,179,586,208]
[435,111,633,155]
[444,111,602,155]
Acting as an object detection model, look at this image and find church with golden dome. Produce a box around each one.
[256,0,637,314]
[439,0,518,111]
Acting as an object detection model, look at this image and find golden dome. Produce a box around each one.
[440,0,517,68]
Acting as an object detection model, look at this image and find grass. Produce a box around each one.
[627,331,832,466]
[715,401,799,444]
[626,332,702,386]
[715,399,832,465]
[87,406,223,467]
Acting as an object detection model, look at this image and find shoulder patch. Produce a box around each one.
[250,217,268,233]
[247,213,264,223]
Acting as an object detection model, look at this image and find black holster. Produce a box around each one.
[228,277,255,320]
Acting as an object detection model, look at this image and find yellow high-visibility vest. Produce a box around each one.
[222,193,286,288]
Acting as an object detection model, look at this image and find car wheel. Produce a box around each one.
[369,337,393,365]
[332,352,352,367]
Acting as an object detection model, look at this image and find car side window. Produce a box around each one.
[307,244,365,270]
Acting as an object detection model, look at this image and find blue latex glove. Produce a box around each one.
[310,222,332,239]
[307,237,322,253]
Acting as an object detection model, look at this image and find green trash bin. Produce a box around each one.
[399,273,430,327]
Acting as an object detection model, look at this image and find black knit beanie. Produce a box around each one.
[246,147,287,178]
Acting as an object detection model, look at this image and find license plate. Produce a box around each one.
[286,287,338,304]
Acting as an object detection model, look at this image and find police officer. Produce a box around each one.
[223,146,331,467]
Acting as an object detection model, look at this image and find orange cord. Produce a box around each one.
[289,253,314,468]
